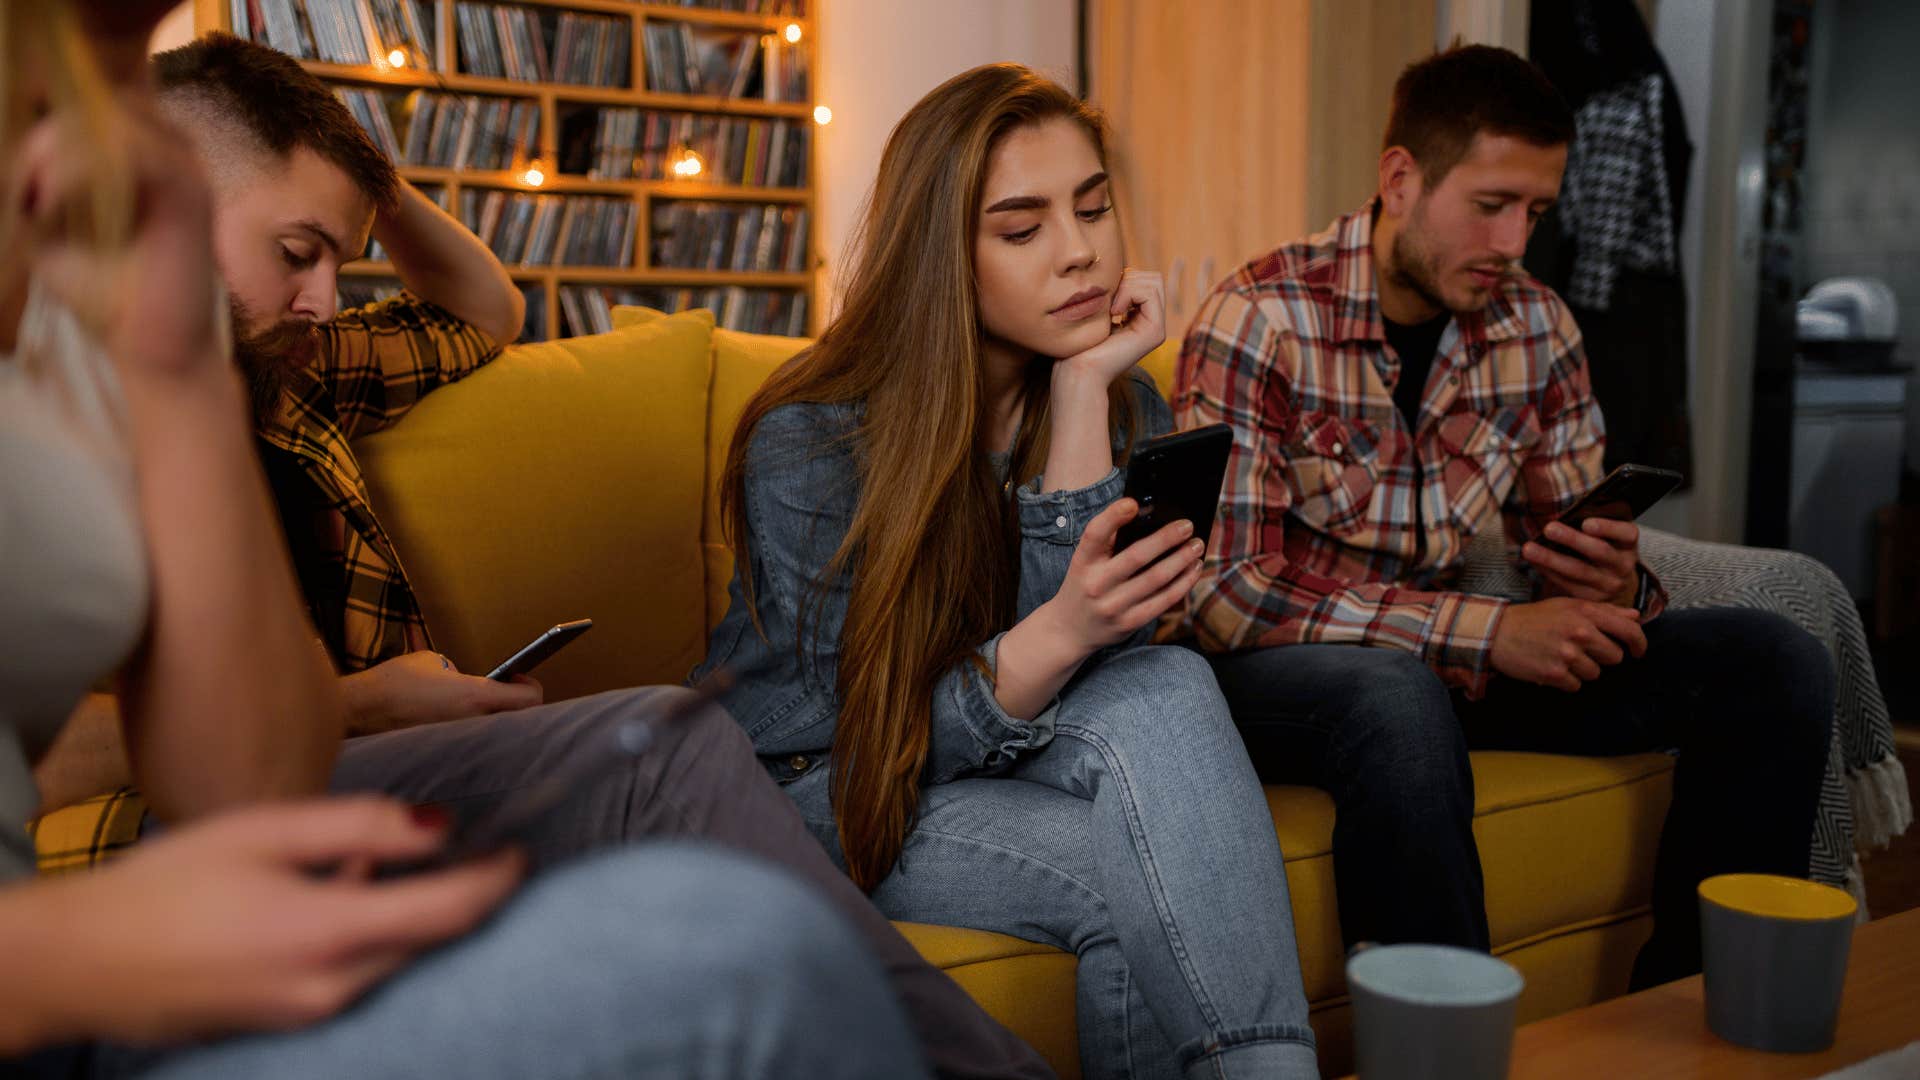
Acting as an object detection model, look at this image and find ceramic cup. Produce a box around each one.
[1699,872,1856,1052]
[1347,943,1525,1079]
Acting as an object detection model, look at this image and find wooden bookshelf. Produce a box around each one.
[195,0,820,341]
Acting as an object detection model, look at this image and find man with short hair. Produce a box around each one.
[1175,45,1833,988]
[33,32,1050,1079]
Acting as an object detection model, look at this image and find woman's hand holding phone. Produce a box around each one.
[1042,497,1203,655]
[6,798,520,1050]
[992,499,1201,721]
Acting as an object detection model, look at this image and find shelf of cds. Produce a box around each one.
[205,0,818,340]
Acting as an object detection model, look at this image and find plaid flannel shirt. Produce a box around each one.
[1173,200,1665,698]
[32,294,500,874]
[258,290,503,672]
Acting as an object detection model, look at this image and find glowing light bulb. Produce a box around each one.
[783,23,803,44]
[812,104,832,126]
[522,163,547,187]
[671,149,706,179]
[387,47,408,68]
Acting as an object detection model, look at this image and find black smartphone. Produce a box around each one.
[1115,423,1234,552]
[1541,464,1684,555]
[486,618,593,681]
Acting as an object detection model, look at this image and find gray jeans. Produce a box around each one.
[59,687,1044,1079]
[325,686,1047,1078]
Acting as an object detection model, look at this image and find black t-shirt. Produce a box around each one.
[257,440,348,669]
[1383,311,1450,432]
[1381,311,1449,564]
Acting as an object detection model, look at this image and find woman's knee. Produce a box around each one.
[520,844,872,987]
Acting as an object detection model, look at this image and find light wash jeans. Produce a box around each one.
[74,845,925,1080]
[784,646,1318,1080]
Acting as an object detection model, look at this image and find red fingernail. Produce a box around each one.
[410,804,451,831]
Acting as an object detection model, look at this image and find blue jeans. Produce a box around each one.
[1206,607,1834,988]
[73,846,926,1079]
[785,646,1317,1080]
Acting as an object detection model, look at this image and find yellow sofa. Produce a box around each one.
[35,307,1675,1077]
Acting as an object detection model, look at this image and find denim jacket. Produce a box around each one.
[696,370,1174,786]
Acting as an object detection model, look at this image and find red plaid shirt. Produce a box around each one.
[1173,199,1664,697]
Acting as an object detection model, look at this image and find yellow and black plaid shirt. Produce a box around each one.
[263,290,503,672]
[29,291,501,872]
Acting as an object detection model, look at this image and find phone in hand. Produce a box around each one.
[1115,424,1234,552]
[487,619,593,681]
[1541,464,1684,557]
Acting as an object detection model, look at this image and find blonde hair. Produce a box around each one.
[1,4,135,258]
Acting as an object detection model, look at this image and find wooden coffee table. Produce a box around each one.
[1504,904,1920,1077]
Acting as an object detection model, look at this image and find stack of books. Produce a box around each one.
[642,24,806,102]
[658,0,805,11]
[234,0,439,70]
[559,285,807,338]
[337,89,542,171]
[455,2,630,87]
[518,282,549,342]
[649,202,808,273]
[562,109,808,187]
[458,191,637,268]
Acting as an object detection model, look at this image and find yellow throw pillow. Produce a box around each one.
[613,305,811,634]
[354,309,716,698]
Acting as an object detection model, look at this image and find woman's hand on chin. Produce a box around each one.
[1055,268,1165,387]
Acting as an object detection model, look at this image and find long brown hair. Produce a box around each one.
[719,64,1138,891]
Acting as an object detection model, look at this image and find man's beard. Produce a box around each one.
[230,298,320,425]
[1386,208,1452,318]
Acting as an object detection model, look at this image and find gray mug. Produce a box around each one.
[1346,943,1525,1080]
[1699,873,1856,1053]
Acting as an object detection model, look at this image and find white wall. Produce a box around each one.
[814,0,1077,308]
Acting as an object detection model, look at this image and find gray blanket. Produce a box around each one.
[1453,527,1912,902]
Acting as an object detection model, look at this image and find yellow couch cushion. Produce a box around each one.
[897,751,1672,1078]
[1272,750,1672,1004]
[1138,337,1179,402]
[894,922,1080,1077]
[612,305,811,634]
[353,309,716,700]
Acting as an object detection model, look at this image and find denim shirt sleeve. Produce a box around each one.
[1011,371,1178,652]
[744,404,1055,784]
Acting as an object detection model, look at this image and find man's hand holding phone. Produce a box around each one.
[1522,516,1641,606]
[339,651,543,737]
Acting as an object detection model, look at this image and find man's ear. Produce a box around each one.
[1377,146,1421,218]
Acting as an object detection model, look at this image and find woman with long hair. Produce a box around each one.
[0,5,925,1077]
[704,64,1316,1078]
